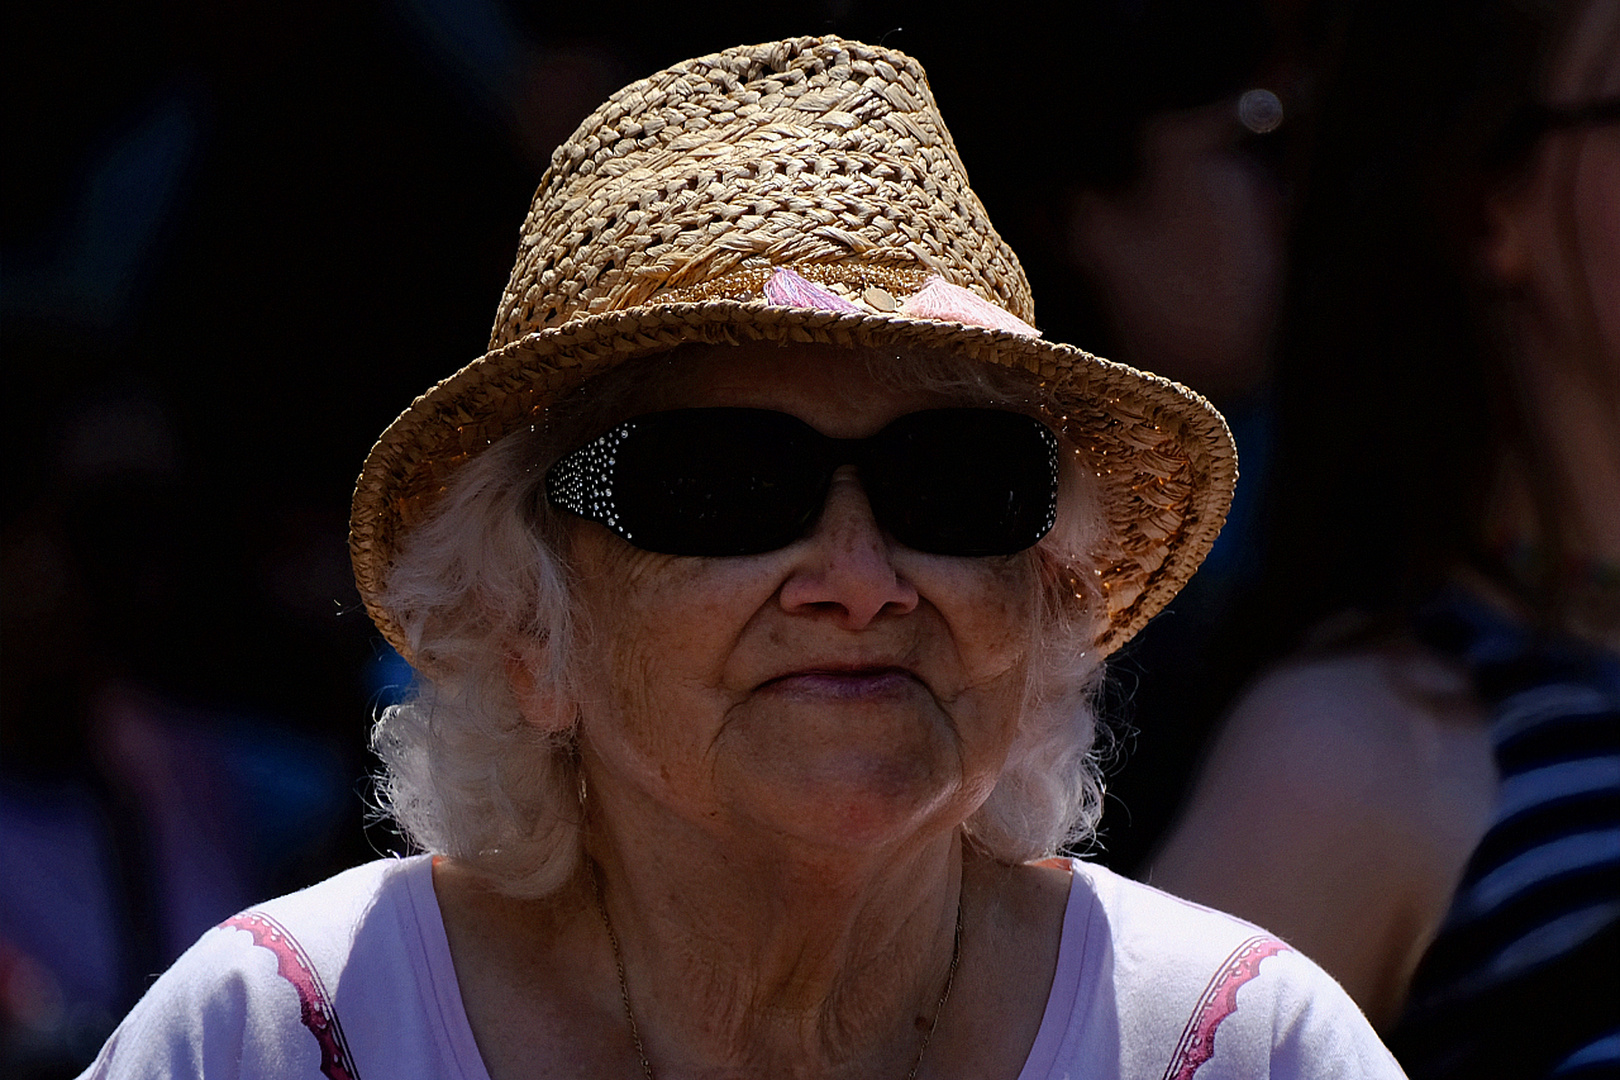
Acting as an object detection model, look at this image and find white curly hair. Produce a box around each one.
[370,344,1113,897]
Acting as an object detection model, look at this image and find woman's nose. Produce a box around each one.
[777,470,920,629]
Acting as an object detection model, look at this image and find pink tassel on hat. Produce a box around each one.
[763,268,863,313]
[898,276,1041,337]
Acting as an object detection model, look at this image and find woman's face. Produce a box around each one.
[1068,95,1288,402]
[561,346,1046,857]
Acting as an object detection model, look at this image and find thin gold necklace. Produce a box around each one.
[590,864,963,1080]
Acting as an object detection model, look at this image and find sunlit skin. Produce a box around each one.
[445,345,1070,1080]
[568,347,1039,863]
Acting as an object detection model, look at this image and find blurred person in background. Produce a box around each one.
[920,0,1314,870]
[1052,0,1306,869]
[1150,0,1620,1075]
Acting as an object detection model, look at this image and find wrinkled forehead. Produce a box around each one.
[633,344,1026,439]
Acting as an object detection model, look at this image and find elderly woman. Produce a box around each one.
[80,38,1398,1079]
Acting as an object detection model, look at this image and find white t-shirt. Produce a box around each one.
[78,856,1404,1079]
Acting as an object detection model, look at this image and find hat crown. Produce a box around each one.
[489,36,1034,350]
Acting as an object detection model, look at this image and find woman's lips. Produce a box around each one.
[758,667,921,700]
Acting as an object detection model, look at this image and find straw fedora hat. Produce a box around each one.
[351,35,1237,664]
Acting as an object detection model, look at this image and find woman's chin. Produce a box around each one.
[702,691,987,849]
[715,749,971,854]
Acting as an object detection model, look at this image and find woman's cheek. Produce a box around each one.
[922,555,1041,692]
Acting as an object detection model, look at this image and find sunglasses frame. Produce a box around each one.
[544,407,1061,558]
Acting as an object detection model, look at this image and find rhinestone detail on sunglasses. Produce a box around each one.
[547,422,639,538]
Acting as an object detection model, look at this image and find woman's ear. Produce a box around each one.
[505,638,575,734]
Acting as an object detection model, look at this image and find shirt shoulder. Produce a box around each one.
[1027,861,1406,1079]
[76,856,483,1080]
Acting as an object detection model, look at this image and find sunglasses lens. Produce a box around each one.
[609,410,828,556]
[864,410,1058,556]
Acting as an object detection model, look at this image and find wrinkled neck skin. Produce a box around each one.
[581,780,969,1079]
[438,792,1061,1080]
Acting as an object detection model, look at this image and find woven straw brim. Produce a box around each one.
[350,301,1236,667]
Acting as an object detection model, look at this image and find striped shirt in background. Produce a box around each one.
[1393,591,1620,1079]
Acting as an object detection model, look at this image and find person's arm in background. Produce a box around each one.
[1146,643,1497,1029]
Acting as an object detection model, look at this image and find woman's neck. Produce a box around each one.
[585,818,966,1078]
[434,833,1067,1080]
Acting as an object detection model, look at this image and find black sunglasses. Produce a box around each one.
[545,407,1060,557]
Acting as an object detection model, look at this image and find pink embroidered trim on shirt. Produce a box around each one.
[223,911,362,1080]
[1162,934,1290,1080]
